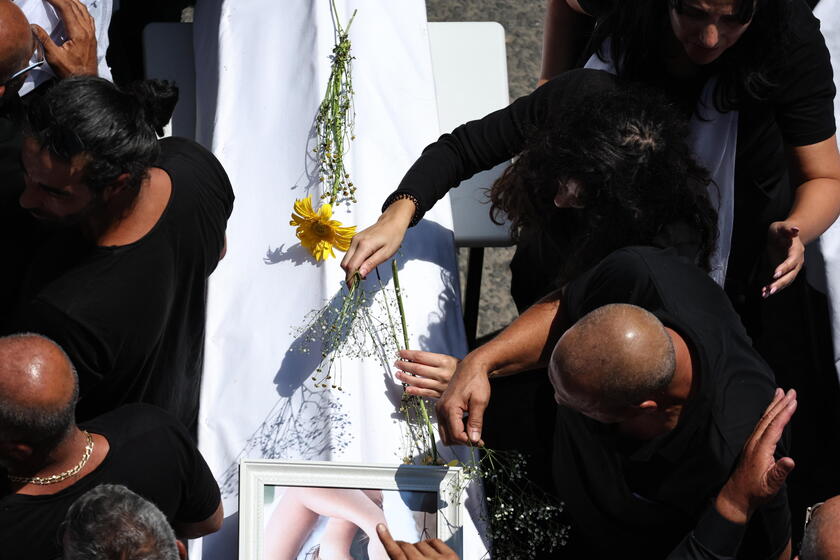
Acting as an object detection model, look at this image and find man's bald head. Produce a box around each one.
[800,496,840,560]
[0,0,34,91]
[549,304,676,420]
[0,333,78,446]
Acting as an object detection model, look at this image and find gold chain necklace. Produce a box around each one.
[7,431,94,485]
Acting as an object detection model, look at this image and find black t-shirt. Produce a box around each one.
[554,246,789,559]
[0,404,221,560]
[5,137,235,431]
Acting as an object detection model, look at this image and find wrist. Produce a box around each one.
[714,483,751,525]
[382,193,422,227]
[459,350,495,379]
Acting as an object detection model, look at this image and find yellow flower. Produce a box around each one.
[289,196,356,261]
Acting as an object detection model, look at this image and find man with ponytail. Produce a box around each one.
[2,76,234,435]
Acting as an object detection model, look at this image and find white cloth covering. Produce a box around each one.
[585,40,738,287]
[14,0,112,95]
[812,0,840,378]
[192,1,487,557]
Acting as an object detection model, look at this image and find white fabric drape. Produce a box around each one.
[585,41,738,287]
[193,1,487,557]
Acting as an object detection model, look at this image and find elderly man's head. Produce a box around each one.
[0,333,78,465]
[798,496,840,560]
[548,304,676,423]
[62,484,186,560]
[0,0,36,98]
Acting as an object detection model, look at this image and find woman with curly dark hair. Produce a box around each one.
[488,84,717,287]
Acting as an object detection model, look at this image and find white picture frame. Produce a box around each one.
[239,460,464,560]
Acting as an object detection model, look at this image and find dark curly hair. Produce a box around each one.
[24,76,178,199]
[587,0,792,111]
[489,83,718,283]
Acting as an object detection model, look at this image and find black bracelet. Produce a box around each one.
[382,192,423,227]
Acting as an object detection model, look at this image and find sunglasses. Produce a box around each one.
[803,501,824,533]
[2,33,45,88]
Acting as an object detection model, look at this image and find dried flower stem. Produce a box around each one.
[316,0,358,205]
[391,259,439,463]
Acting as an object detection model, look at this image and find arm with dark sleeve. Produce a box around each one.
[168,416,223,538]
[387,68,618,216]
[666,506,746,560]
[763,5,840,294]
[171,138,235,274]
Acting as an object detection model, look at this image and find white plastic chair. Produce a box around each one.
[142,22,196,140]
[427,21,513,347]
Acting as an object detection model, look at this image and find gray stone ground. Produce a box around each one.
[426,1,547,339]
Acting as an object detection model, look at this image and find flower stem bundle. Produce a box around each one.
[316,0,357,206]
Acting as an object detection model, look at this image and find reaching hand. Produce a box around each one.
[762,221,804,298]
[340,199,415,283]
[32,0,97,78]
[377,524,459,560]
[715,388,797,524]
[395,350,459,399]
[435,357,491,446]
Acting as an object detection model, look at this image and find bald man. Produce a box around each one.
[0,334,222,560]
[437,246,790,559]
[798,496,840,559]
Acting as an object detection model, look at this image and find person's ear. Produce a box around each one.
[0,85,6,98]
[102,173,131,201]
[176,540,187,560]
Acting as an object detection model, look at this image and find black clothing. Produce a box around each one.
[555,246,789,559]
[577,0,840,534]
[0,96,45,320]
[388,2,840,534]
[666,507,746,560]
[0,404,221,560]
[5,137,234,432]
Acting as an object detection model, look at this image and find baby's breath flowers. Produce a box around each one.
[292,271,393,391]
[316,0,357,206]
[450,447,569,559]
[289,195,355,261]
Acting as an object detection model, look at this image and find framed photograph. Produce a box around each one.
[239,460,463,560]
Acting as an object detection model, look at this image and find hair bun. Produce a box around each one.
[127,79,180,136]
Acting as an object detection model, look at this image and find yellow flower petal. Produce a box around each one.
[289,196,356,261]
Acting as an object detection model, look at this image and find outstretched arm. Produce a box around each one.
[436,291,568,445]
[340,69,618,283]
[764,136,840,297]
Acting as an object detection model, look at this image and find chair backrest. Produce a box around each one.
[427,22,513,248]
[142,22,196,140]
